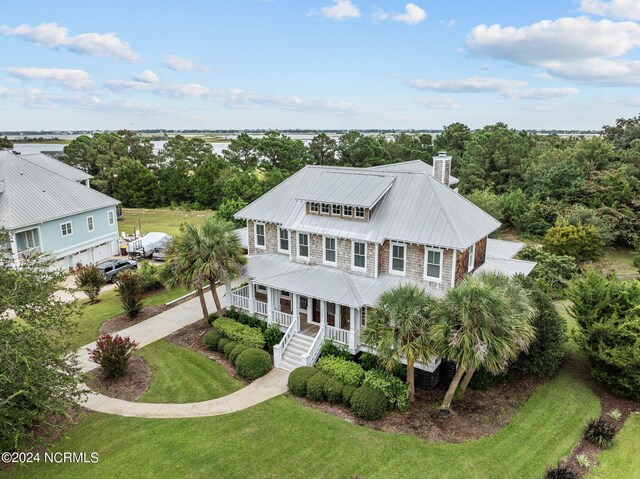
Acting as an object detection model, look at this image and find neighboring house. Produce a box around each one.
[230,153,536,382]
[0,150,120,270]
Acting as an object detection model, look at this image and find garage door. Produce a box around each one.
[51,257,69,272]
[92,242,113,263]
[71,249,92,268]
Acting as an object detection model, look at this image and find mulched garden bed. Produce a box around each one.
[85,356,152,401]
[100,305,168,336]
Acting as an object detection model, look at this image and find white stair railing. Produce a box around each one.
[273,310,295,328]
[274,321,296,369]
[301,325,325,366]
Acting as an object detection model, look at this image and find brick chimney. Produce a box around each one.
[432,151,452,186]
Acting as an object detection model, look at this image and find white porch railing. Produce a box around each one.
[274,321,296,368]
[326,325,355,348]
[230,285,250,311]
[272,310,295,328]
[302,324,325,366]
[254,300,268,317]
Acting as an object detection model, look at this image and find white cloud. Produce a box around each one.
[163,54,209,72]
[438,19,457,28]
[408,76,527,93]
[5,67,93,90]
[133,70,159,84]
[503,87,579,100]
[579,0,640,20]
[321,0,360,20]
[416,96,461,109]
[104,79,211,97]
[392,3,427,25]
[0,23,140,62]
[543,58,640,85]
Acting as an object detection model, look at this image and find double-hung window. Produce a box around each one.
[324,236,336,265]
[355,207,365,219]
[310,202,319,213]
[390,242,405,275]
[425,248,442,281]
[255,223,266,249]
[278,227,289,252]
[468,244,475,272]
[298,233,309,259]
[108,210,115,225]
[87,216,94,232]
[61,222,73,237]
[352,241,366,270]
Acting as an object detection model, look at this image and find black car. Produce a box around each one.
[96,258,138,283]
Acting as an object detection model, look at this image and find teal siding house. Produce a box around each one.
[1,150,120,269]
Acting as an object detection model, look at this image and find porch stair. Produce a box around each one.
[279,332,314,371]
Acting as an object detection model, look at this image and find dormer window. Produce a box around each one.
[355,207,365,219]
[343,206,352,217]
[310,202,319,213]
[321,203,330,215]
[332,204,341,215]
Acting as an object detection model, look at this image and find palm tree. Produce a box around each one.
[362,284,439,402]
[432,271,535,414]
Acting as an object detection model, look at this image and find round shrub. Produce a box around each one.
[204,330,223,351]
[584,418,617,448]
[323,378,345,404]
[342,384,356,406]
[350,386,388,420]
[218,337,230,352]
[229,343,249,365]
[306,372,329,402]
[223,340,239,357]
[236,348,272,380]
[288,366,318,397]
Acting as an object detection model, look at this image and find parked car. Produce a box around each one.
[151,246,167,261]
[97,258,138,283]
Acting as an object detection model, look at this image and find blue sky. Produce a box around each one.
[1,0,639,130]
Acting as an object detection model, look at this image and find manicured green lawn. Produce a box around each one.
[5,365,599,479]
[73,287,190,348]
[588,414,640,479]
[592,248,637,276]
[118,208,214,237]
[136,340,243,403]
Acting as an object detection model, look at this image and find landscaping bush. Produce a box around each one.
[363,368,410,412]
[306,372,329,402]
[229,343,249,365]
[320,341,353,360]
[115,271,143,319]
[223,340,239,358]
[350,386,388,420]
[518,246,578,299]
[218,337,230,351]
[543,223,604,262]
[204,330,223,351]
[544,464,579,479]
[323,378,345,404]
[233,309,264,330]
[74,264,104,302]
[316,355,365,387]
[288,366,318,397]
[137,261,164,293]
[469,367,506,391]
[89,334,139,378]
[358,352,380,371]
[264,324,282,351]
[235,348,272,380]
[342,384,356,406]
[584,418,617,448]
[212,317,266,349]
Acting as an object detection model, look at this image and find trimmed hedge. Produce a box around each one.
[236,348,272,380]
[351,386,388,420]
[306,372,329,402]
[217,338,230,351]
[212,317,265,349]
[323,378,345,404]
[363,368,410,412]
[342,384,356,406]
[229,343,249,365]
[204,330,223,351]
[316,355,365,387]
[288,367,318,397]
[223,340,239,357]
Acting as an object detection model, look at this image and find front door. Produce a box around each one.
[299,296,309,327]
[312,298,321,324]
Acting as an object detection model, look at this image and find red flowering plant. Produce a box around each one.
[89,334,139,378]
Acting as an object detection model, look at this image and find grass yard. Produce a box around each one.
[587,414,640,479]
[136,340,243,403]
[5,364,599,479]
[73,287,190,348]
[118,208,214,237]
[594,248,637,276]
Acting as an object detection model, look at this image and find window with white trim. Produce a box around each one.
[278,227,289,252]
[255,223,265,248]
[468,244,475,271]
[87,216,94,232]
[61,222,73,237]
[321,203,330,214]
[324,236,336,264]
[332,204,341,215]
[108,210,115,225]
[425,248,442,281]
[354,207,365,219]
[298,233,309,258]
[353,241,366,270]
[343,206,352,217]
[15,228,40,251]
[390,242,405,274]
[310,202,319,213]
[256,284,267,293]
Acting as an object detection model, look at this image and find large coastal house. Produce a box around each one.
[0,150,120,270]
[229,153,536,383]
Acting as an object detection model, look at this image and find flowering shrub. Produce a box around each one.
[74,264,104,302]
[89,334,139,378]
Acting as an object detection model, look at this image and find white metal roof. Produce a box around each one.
[368,160,459,185]
[295,172,395,208]
[474,257,537,277]
[20,153,92,182]
[0,150,119,229]
[486,238,525,260]
[236,162,500,249]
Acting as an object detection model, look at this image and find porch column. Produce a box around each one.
[9,233,19,267]
[266,286,274,325]
[349,307,357,350]
[225,280,232,309]
[320,300,326,326]
[248,282,256,315]
[336,304,341,329]
[292,292,300,332]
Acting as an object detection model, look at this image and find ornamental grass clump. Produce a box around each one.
[584,418,617,448]
[89,334,139,378]
[544,463,579,479]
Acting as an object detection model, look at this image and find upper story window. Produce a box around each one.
[310,202,319,213]
[468,244,475,272]
[108,210,115,226]
[425,248,442,281]
[61,221,73,237]
[343,206,352,217]
[324,236,337,265]
[15,228,40,252]
[355,207,365,219]
[255,222,266,249]
[278,227,289,252]
[87,216,94,232]
[321,203,330,215]
[352,241,366,270]
[390,242,405,275]
[298,233,309,258]
[332,204,341,215]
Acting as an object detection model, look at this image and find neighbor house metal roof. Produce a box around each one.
[486,238,525,260]
[475,257,537,277]
[295,172,395,208]
[368,160,459,185]
[0,150,119,229]
[235,162,500,249]
[20,153,93,182]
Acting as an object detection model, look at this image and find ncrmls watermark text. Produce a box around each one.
[1,451,99,464]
